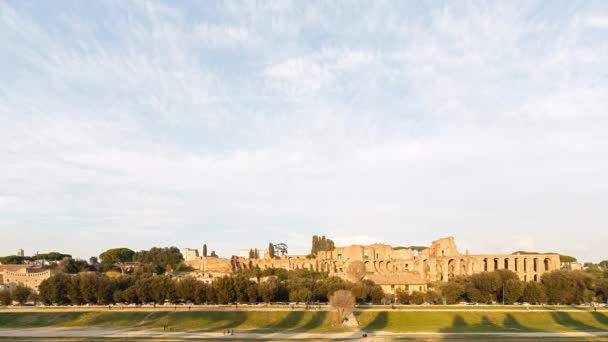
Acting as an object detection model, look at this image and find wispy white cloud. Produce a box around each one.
[1,1,607,261]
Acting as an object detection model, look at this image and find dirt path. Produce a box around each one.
[2,327,608,340]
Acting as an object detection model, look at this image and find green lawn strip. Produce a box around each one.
[355,311,608,333]
[355,305,602,311]
[0,311,349,333]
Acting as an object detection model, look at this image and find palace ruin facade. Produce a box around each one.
[184,237,561,287]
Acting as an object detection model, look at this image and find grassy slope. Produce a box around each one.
[355,311,608,332]
[0,311,346,333]
[2,311,608,334]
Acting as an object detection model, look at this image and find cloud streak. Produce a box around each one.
[1,1,607,262]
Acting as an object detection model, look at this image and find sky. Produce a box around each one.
[1,1,607,263]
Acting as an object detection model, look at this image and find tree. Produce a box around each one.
[410,291,425,304]
[329,290,356,323]
[396,288,411,304]
[39,273,71,305]
[135,247,183,273]
[258,279,279,303]
[210,251,218,258]
[213,276,235,304]
[369,285,385,304]
[0,289,12,306]
[522,281,546,304]
[441,282,465,304]
[503,279,524,305]
[268,243,275,258]
[11,286,32,305]
[599,260,608,269]
[542,270,593,304]
[58,258,91,274]
[249,249,254,259]
[99,248,135,274]
[311,235,336,256]
[177,276,198,303]
[0,255,29,264]
[247,284,258,303]
[202,244,208,257]
[274,243,288,256]
[595,278,608,303]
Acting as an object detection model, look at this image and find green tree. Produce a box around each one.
[11,286,32,305]
[0,255,29,264]
[503,279,524,304]
[395,288,411,304]
[134,247,183,273]
[258,279,279,303]
[369,285,385,304]
[39,273,71,305]
[213,276,235,304]
[542,270,593,304]
[247,284,258,303]
[410,291,425,304]
[177,276,198,303]
[441,282,465,304]
[99,248,135,274]
[595,278,608,303]
[268,243,275,258]
[273,243,288,256]
[522,281,546,304]
[202,244,208,257]
[0,289,11,306]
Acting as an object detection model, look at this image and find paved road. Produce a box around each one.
[1,327,608,340]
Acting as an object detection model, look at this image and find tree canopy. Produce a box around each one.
[311,235,335,256]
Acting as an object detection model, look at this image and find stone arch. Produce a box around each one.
[378,261,385,271]
[514,258,519,272]
[533,258,538,272]
[483,258,488,271]
[524,258,528,272]
[448,259,456,279]
[504,258,510,270]
[460,259,466,274]
[364,261,372,272]
[534,274,538,282]
[544,258,550,272]
[493,258,499,270]
[386,261,392,271]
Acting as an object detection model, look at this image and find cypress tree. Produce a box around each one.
[268,243,275,258]
[203,244,208,257]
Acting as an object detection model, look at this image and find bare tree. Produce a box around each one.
[329,290,356,323]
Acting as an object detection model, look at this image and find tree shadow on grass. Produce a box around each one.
[298,311,328,332]
[591,312,608,330]
[274,310,306,331]
[550,312,602,332]
[502,313,538,332]
[360,311,388,332]
[440,314,503,333]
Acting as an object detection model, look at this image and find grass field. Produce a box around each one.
[1,310,608,334]
[355,311,608,332]
[0,311,345,333]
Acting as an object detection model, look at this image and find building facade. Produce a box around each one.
[0,264,53,292]
[183,237,561,289]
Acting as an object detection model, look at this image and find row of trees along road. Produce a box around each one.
[32,268,386,306]
[403,269,608,305]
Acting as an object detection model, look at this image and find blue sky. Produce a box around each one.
[1,1,607,262]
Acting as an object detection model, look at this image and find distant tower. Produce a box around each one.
[16,249,24,257]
